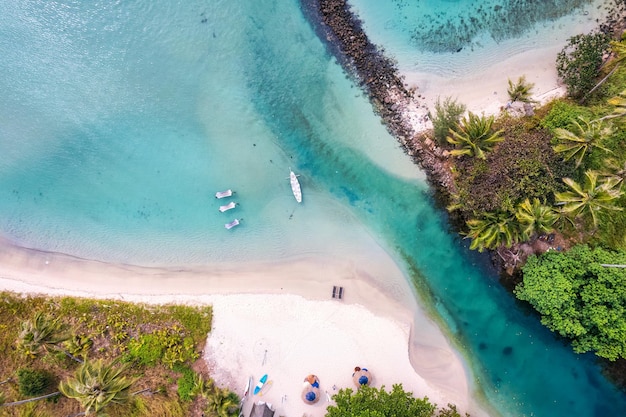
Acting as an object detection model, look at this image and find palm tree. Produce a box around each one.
[191,373,215,399]
[205,387,239,417]
[16,313,70,359]
[447,112,504,159]
[598,156,626,184]
[610,40,626,62]
[552,117,613,168]
[554,170,624,227]
[605,89,626,121]
[515,198,558,239]
[59,359,136,416]
[584,41,626,101]
[465,211,520,252]
[507,75,535,103]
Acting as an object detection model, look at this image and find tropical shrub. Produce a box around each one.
[554,170,623,228]
[63,334,93,360]
[453,120,567,216]
[125,327,198,369]
[465,211,520,252]
[59,359,136,415]
[430,96,466,144]
[556,32,611,100]
[592,205,626,250]
[176,366,196,402]
[584,40,626,102]
[447,112,504,159]
[539,100,594,131]
[551,117,613,168]
[16,312,70,360]
[204,387,239,417]
[17,368,51,396]
[515,198,558,239]
[326,384,468,417]
[604,88,626,122]
[507,75,535,103]
[516,245,626,360]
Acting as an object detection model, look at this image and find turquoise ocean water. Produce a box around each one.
[1,1,625,416]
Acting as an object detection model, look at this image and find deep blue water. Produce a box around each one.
[0,1,624,416]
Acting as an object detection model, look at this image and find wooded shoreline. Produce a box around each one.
[300,0,626,204]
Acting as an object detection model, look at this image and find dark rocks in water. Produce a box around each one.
[479,342,488,350]
[300,0,455,196]
[502,346,513,355]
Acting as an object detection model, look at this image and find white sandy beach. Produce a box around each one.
[397,1,610,131]
[0,237,491,417]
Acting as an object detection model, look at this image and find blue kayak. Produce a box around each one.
[253,374,268,395]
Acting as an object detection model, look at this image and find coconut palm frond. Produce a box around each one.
[59,359,136,415]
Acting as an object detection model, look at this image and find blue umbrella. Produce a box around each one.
[352,367,372,387]
[302,374,321,404]
[301,386,321,404]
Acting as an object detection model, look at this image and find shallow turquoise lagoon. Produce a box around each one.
[0,1,624,416]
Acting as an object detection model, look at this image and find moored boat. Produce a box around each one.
[219,201,237,212]
[215,189,233,199]
[225,219,240,229]
[238,376,252,417]
[289,169,302,203]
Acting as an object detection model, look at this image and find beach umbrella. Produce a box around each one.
[302,374,321,404]
[304,374,320,388]
[301,386,321,404]
[352,367,372,387]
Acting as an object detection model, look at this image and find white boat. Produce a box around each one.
[219,201,237,212]
[238,376,252,417]
[225,219,240,229]
[215,189,233,199]
[289,169,302,203]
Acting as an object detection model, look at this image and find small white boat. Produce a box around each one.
[219,201,237,212]
[225,219,240,229]
[289,169,302,203]
[238,376,252,417]
[215,189,233,199]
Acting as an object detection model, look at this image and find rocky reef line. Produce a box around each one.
[299,0,455,200]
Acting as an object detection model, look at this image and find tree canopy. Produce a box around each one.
[556,32,611,100]
[516,245,626,360]
[325,384,468,417]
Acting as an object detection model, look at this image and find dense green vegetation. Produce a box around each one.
[0,292,238,417]
[430,97,466,145]
[326,384,467,417]
[556,32,611,100]
[516,245,626,361]
[435,33,626,363]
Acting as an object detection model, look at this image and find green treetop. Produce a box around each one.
[516,245,626,361]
